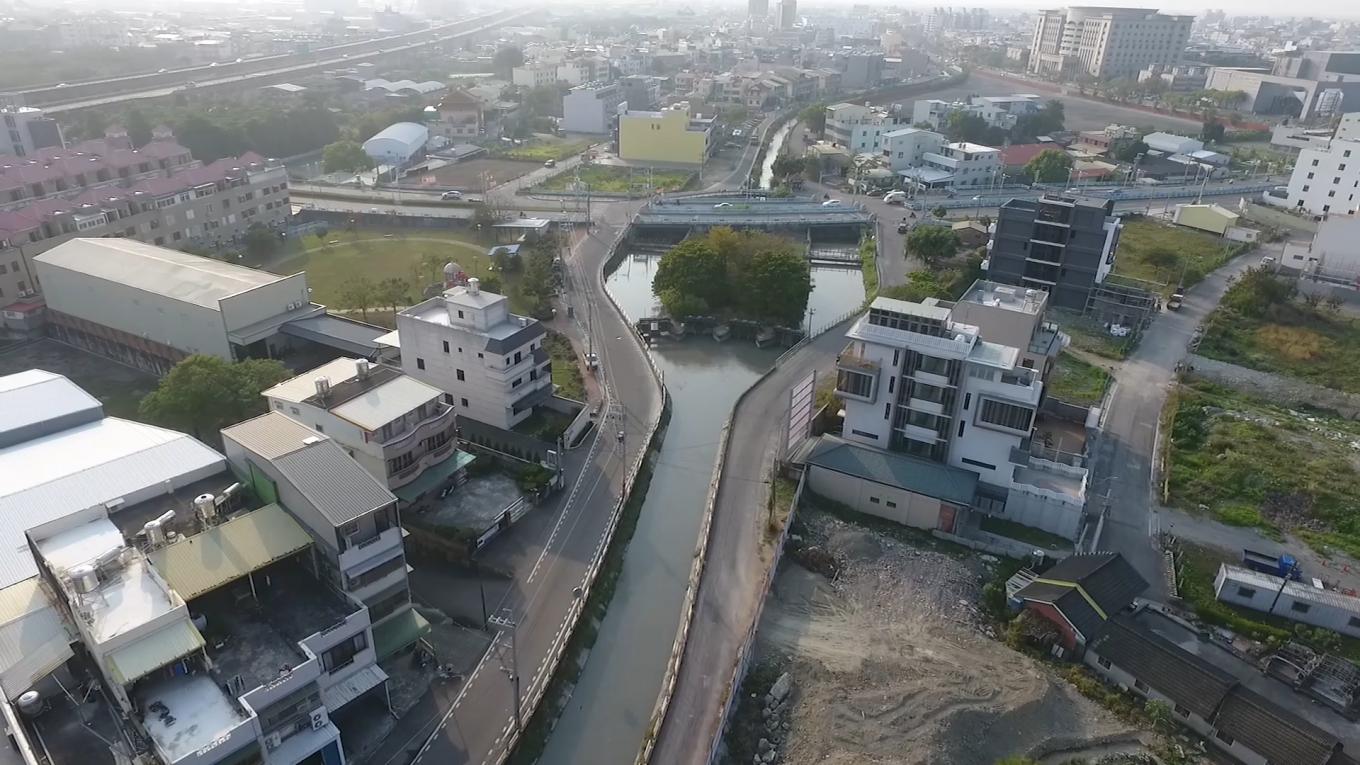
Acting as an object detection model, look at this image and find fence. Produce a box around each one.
[907,182,1277,212]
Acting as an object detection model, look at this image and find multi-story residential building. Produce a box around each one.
[431,88,484,140]
[901,142,1002,191]
[986,194,1122,310]
[1028,7,1193,80]
[777,0,797,29]
[825,102,907,153]
[511,62,559,89]
[912,95,1041,132]
[881,127,946,172]
[619,75,665,112]
[0,370,382,765]
[618,105,716,166]
[387,278,553,430]
[263,357,461,496]
[562,81,626,135]
[1284,116,1360,217]
[222,412,428,660]
[0,134,289,321]
[33,239,358,375]
[833,283,1083,538]
[0,104,63,158]
[838,51,883,91]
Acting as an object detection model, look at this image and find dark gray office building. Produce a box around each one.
[985,194,1122,310]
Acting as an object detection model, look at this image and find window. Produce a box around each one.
[961,457,996,470]
[416,358,426,370]
[1337,177,1343,184]
[443,340,450,353]
[1291,601,1311,614]
[1097,656,1112,669]
[1308,172,1315,179]
[885,500,897,508]
[457,310,464,319]
[837,369,874,399]
[963,393,971,410]
[290,407,300,416]
[1133,679,1148,693]
[978,399,1034,432]
[322,633,368,673]
[1216,731,1234,746]
[456,369,465,381]
[869,496,881,504]
[461,398,469,407]
[1236,586,1257,599]
[884,403,891,420]
[1303,185,1311,192]
[1174,704,1189,717]
[850,429,879,440]
[444,393,454,404]
[887,377,895,395]
[387,451,415,474]
[314,424,324,433]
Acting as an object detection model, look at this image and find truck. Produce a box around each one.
[1167,288,1184,310]
[1242,548,1303,580]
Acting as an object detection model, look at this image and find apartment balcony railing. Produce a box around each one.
[836,351,879,374]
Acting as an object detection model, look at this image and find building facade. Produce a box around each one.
[389,278,553,430]
[881,128,946,172]
[825,102,907,154]
[986,194,1122,310]
[511,63,559,89]
[900,141,1002,190]
[1285,137,1360,217]
[0,105,63,158]
[562,81,625,135]
[618,106,716,166]
[1028,7,1193,80]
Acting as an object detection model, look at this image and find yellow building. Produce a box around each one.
[618,107,715,166]
[1172,203,1239,235]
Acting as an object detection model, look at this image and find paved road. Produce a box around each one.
[1089,239,1290,597]
[371,203,662,765]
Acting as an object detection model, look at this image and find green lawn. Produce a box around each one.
[544,331,586,401]
[1198,298,1360,395]
[537,164,693,193]
[495,139,590,162]
[1045,351,1111,407]
[1113,219,1242,296]
[859,236,878,301]
[1049,307,1133,360]
[1167,380,1360,557]
[269,228,526,314]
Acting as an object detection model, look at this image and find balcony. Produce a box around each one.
[908,396,946,416]
[837,350,879,375]
[378,405,455,454]
[338,525,403,573]
[898,423,945,444]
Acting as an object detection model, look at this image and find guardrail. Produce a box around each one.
[909,182,1276,212]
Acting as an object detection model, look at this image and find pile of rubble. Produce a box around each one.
[752,672,793,764]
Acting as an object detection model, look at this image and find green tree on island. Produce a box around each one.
[323,140,375,174]
[652,228,811,326]
[1025,149,1074,184]
[140,355,290,443]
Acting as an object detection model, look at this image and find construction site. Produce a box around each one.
[728,500,1155,765]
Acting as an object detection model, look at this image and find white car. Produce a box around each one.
[714,202,733,208]
[440,190,464,200]
[821,199,843,206]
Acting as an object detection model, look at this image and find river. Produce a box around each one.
[758,120,796,190]
[537,256,863,764]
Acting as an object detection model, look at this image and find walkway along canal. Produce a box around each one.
[535,252,863,764]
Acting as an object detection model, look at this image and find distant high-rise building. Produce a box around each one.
[777,0,797,29]
[1028,6,1192,80]
[748,0,768,19]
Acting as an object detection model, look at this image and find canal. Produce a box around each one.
[538,255,863,765]
[758,120,796,190]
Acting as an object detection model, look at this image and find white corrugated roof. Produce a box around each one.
[34,238,286,310]
[0,578,73,699]
[263,358,363,403]
[0,370,101,445]
[331,376,442,431]
[0,417,225,589]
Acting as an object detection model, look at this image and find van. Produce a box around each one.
[883,191,907,205]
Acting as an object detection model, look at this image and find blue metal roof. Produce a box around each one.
[805,435,977,505]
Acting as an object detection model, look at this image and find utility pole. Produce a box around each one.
[490,608,521,734]
[1267,560,1300,616]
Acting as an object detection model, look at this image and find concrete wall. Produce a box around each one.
[1000,482,1082,540]
[1286,138,1360,216]
[36,261,233,360]
[619,110,711,166]
[219,274,311,334]
[807,465,949,530]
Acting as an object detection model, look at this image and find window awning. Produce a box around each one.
[107,620,205,686]
[372,608,430,660]
[321,663,388,711]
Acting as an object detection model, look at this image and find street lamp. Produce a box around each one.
[972,195,981,220]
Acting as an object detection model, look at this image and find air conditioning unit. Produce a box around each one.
[264,732,283,750]
[310,709,325,730]
[18,290,35,298]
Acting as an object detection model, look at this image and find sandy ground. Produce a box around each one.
[752,508,1151,765]
[424,157,542,190]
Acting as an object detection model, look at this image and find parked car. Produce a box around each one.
[544,159,556,167]
[440,190,464,200]
[822,199,843,206]
[714,202,733,208]
[897,222,910,234]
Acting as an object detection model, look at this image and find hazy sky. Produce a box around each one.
[959,0,1360,21]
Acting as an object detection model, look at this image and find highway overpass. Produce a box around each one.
[11,8,532,114]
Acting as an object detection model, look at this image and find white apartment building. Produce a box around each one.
[222,412,428,660]
[511,63,559,89]
[263,357,460,495]
[562,81,626,135]
[825,102,907,154]
[1029,6,1193,80]
[386,278,553,430]
[901,141,1002,190]
[881,127,945,172]
[834,284,1085,539]
[972,95,1043,130]
[1286,137,1360,217]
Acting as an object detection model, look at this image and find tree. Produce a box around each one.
[1025,149,1073,183]
[800,103,827,136]
[803,155,821,181]
[243,224,278,263]
[932,205,948,219]
[1144,699,1174,732]
[1111,138,1148,163]
[493,45,525,78]
[339,277,377,321]
[323,140,375,174]
[743,248,812,326]
[139,355,289,443]
[376,277,410,313]
[490,246,520,273]
[1012,99,1065,142]
[944,111,990,143]
[653,238,727,316]
[1201,120,1226,143]
[471,203,498,236]
[771,153,805,180]
[519,241,558,319]
[125,109,153,148]
[907,226,959,265]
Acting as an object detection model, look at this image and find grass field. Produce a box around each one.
[269,228,526,314]
[545,331,586,401]
[1199,298,1360,395]
[495,138,590,163]
[1045,351,1111,407]
[1167,379,1360,557]
[537,164,693,193]
[1049,307,1133,360]
[1112,219,1242,296]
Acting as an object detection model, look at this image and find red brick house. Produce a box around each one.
[1013,552,1147,655]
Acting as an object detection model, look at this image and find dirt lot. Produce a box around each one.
[743,505,1152,765]
[423,158,541,191]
